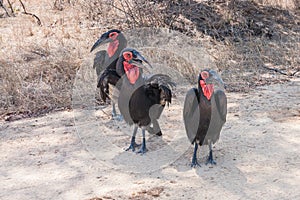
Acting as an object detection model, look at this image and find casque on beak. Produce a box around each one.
[129,52,153,72]
[206,70,226,90]
[90,36,113,52]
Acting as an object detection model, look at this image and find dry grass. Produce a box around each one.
[256,0,299,9]
[0,0,93,119]
[0,0,299,120]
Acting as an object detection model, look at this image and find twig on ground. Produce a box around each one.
[262,65,299,76]
[6,0,15,16]
[18,0,42,26]
[0,0,10,16]
[291,69,300,76]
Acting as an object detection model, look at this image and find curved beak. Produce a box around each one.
[90,37,112,52]
[208,70,226,89]
[130,52,153,72]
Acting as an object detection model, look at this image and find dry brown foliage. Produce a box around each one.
[0,0,299,120]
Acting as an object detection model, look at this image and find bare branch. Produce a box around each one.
[18,0,42,26]
[262,65,298,76]
[0,0,11,16]
[6,0,15,16]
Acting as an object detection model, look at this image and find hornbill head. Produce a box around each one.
[120,48,152,84]
[90,29,125,57]
[198,69,226,100]
[198,69,214,100]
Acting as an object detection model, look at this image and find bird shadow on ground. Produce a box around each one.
[111,133,182,174]
[163,80,300,199]
[165,133,250,199]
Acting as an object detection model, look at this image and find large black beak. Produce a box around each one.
[130,52,153,72]
[206,70,226,90]
[90,36,112,52]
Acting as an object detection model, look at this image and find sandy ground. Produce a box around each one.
[1,75,299,200]
[1,1,299,199]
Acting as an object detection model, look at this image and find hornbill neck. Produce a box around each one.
[124,63,143,85]
[109,33,127,61]
[118,33,127,52]
[116,55,126,77]
[198,83,213,101]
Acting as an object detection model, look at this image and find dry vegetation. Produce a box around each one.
[0,0,299,120]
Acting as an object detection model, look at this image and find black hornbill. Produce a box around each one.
[183,69,227,167]
[116,48,174,154]
[90,29,127,118]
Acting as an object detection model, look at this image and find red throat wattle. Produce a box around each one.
[107,40,119,57]
[123,61,140,84]
[200,80,214,100]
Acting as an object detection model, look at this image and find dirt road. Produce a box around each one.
[1,78,299,200]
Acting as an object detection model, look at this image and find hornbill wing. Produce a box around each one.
[144,74,174,106]
[145,74,176,89]
[183,88,200,144]
[205,89,227,144]
[214,89,227,122]
[97,69,121,102]
[93,50,107,76]
[158,84,172,106]
[144,83,172,106]
[142,81,172,123]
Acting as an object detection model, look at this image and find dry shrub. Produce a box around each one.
[53,0,77,10]
[0,0,299,119]
[79,0,176,29]
[255,0,299,9]
[0,46,79,119]
[79,0,299,93]
[149,0,299,92]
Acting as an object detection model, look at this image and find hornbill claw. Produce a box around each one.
[136,138,148,155]
[112,113,123,121]
[125,142,141,152]
[205,156,217,165]
[205,143,216,165]
[191,159,201,168]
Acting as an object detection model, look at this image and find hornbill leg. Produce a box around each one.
[112,102,117,116]
[146,120,162,136]
[125,125,140,152]
[152,119,162,136]
[111,102,123,121]
[136,127,148,154]
[206,142,216,165]
[191,143,201,167]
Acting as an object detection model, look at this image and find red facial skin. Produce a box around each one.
[199,71,214,100]
[122,52,140,84]
[107,32,119,58]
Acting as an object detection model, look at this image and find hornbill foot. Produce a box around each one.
[146,127,162,136]
[205,156,217,165]
[136,145,148,155]
[125,142,141,152]
[112,113,123,121]
[136,138,147,155]
[191,159,201,168]
[155,131,162,136]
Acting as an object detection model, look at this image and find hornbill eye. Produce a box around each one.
[123,51,133,61]
[109,32,117,38]
[201,71,209,80]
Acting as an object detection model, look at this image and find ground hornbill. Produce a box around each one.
[183,69,227,167]
[90,29,127,119]
[116,48,175,154]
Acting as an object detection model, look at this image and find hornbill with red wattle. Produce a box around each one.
[183,69,227,167]
[90,29,127,118]
[116,48,174,154]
